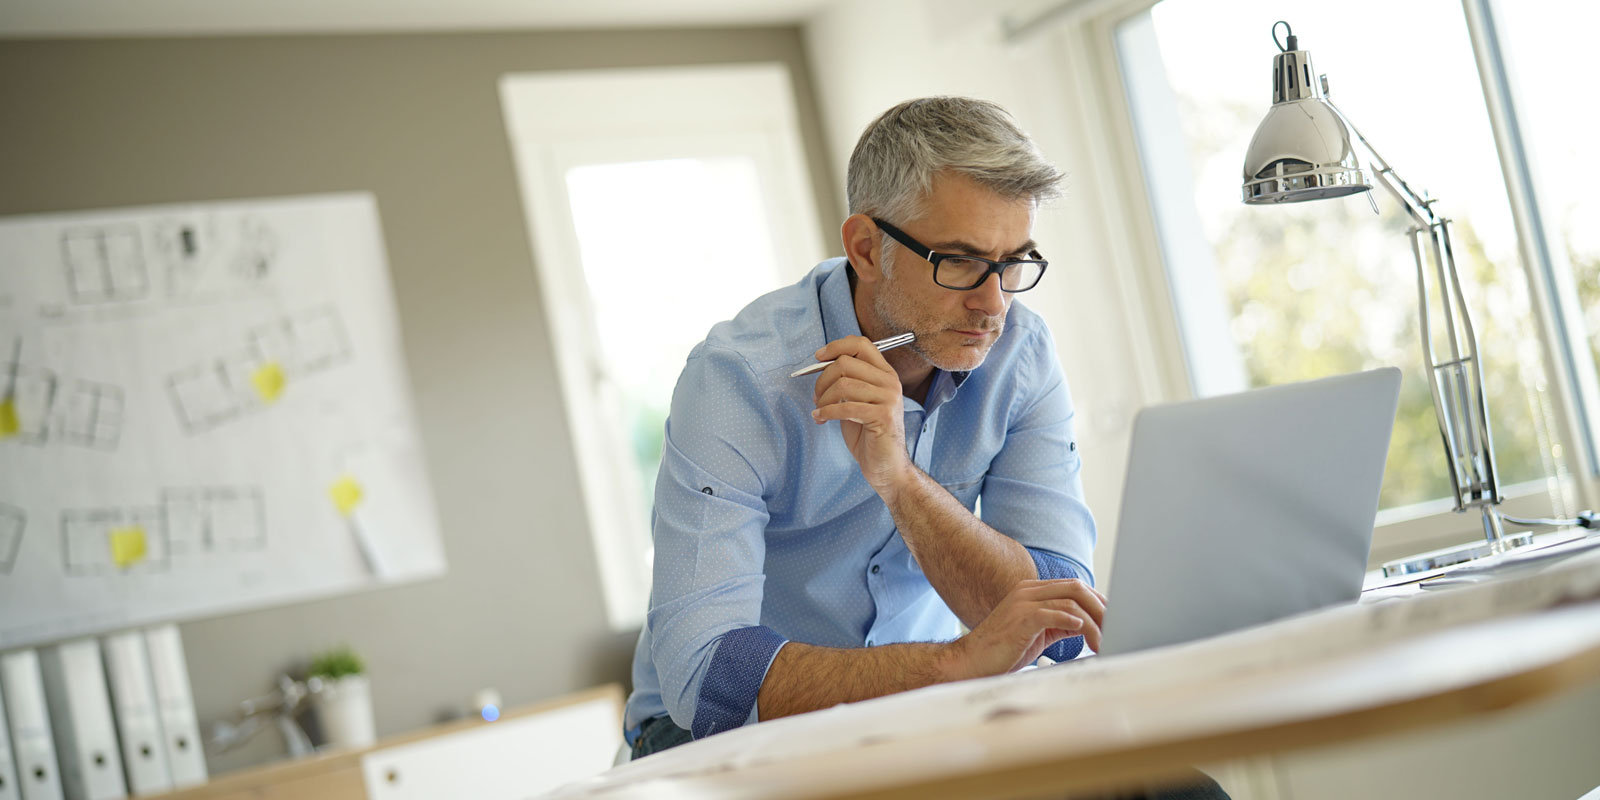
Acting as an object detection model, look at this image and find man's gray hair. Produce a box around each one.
[846,96,1064,224]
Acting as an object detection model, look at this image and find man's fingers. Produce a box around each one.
[811,354,896,398]
[812,401,887,426]
[1011,582,1105,633]
[1082,619,1102,653]
[1016,578,1100,606]
[1033,608,1084,633]
[1069,588,1107,629]
[814,335,897,373]
[1036,605,1101,653]
[814,376,894,411]
[812,335,872,362]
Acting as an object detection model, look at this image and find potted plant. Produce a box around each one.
[307,645,376,749]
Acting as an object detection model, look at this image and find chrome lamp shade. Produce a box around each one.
[1241,37,1371,204]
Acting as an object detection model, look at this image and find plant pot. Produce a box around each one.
[312,675,376,749]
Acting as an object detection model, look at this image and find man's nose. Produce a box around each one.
[966,272,1007,317]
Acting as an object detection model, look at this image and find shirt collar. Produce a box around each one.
[819,260,862,344]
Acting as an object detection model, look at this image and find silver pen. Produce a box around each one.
[789,332,916,378]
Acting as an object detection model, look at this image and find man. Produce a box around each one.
[625,99,1224,800]
[625,93,1104,751]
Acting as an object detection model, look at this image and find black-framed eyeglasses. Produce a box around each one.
[872,217,1048,293]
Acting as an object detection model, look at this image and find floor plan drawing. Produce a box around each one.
[1,357,125,451]
[162,486,267,554]
[166,352,255,433]
[231,215,279,282]
[249,305,353,377]
[0,194,446,649]
[55,379,124,451]
[62,224,150,304]
[167,306,354,434]
[0,360,58,446]
[61,506,170,575]
[151,217,214,297]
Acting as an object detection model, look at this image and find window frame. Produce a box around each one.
[1055,0,1600,563]
[498,63,827,630]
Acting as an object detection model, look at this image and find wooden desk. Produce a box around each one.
[153,683,622,800]
[548,551,1600,800]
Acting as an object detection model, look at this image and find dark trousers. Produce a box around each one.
[630,713,696,760]
[630,715,1231,799]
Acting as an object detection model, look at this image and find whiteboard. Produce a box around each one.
[0,193,446,648]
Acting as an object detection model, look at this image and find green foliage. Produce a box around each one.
[1216,194,1556,508]
[1568,241,1600,376]
[307,645,365,680]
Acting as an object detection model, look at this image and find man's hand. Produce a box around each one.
[756,579,1106,722]
[811,335,912,495]
[943,579,1108,680]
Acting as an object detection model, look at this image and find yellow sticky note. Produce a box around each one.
[109,526,148,569]
[251,362,287,404]
[329,475,364,517]
[0,398,18,439]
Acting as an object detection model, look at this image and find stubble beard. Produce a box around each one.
[872,264,1002,373]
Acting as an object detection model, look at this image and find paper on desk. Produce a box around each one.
[548,549,1600,799]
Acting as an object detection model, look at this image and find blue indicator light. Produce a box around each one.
[481,704,500,722]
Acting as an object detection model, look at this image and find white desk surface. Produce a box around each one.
[545,548,1600,800]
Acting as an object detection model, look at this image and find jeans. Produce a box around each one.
[628,715,1230,799]
[630,714,695,760]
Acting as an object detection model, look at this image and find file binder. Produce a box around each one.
[38,640,126,800]
[100,634,172,796]
[0,670,24,800]
[0,650,65,800]
[140,626,206,789]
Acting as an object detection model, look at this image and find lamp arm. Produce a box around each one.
[1323,99,1437,228]
[1324,98,1509,542]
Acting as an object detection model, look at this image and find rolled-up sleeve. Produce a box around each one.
[979,326,1098,661]
[647,347,789,738]
[1026,548,1092,661]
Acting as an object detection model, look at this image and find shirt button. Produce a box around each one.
[870,564,880,574]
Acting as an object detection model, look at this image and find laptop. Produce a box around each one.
[1093,367,1402,656]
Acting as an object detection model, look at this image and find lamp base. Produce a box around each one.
[1381,530,1536,577]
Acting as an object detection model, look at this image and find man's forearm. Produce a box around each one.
[756,640,956,721]
[882,467,1037,629]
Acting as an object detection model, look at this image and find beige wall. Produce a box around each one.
[0,28,841,773]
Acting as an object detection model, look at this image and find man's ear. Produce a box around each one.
[841,214,884,285]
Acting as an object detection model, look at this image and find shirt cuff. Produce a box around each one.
[692,625,788,740]
[1027,547,1089,662]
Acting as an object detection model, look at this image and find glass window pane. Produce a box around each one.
[564,157,784,535]
[1118,0,1568,511]
[1497,2,1600,434]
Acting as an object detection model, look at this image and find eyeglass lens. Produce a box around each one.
[936,258,1044,291]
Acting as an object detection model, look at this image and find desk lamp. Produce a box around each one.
[1241,21,1538,576]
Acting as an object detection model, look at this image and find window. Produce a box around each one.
[562,157,785,536]
[1494,2,1600,468]
[500,65,826,629]
[1114,0,1571,515]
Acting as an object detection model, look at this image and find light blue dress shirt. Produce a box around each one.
[624,257,1097,744]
